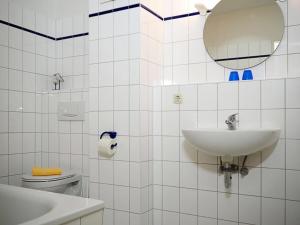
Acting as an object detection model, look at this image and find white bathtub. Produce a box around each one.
[0,184,104,225]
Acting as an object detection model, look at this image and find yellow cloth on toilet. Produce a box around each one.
[32,167,63,176]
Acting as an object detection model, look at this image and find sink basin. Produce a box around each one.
[182,128,280,157]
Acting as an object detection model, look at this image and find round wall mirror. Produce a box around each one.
[203,0,285,70]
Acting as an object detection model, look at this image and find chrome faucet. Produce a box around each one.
[225,113,239,130]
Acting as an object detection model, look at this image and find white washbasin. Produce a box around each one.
[182,128,280,157]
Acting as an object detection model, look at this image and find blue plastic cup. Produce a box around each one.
[242,70,253,80]
[229,71,239,81]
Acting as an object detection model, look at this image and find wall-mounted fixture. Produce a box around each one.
[182,114,280,188]
[57,102,85,121]
[195,0,286,15]
[52,73,64,90]
[98,131,118,158]
[194,0,221,15]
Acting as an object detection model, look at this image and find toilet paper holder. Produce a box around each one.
[99,131,117,149]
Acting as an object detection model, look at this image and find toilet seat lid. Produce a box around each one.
[22,171,76,182]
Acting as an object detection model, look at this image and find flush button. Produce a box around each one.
[174,93,183,104]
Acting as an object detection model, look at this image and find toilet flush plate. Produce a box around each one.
[58,101,85,121]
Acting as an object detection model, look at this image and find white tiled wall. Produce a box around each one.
[153,78,300,225]
[89,0,300,225]
[88,1,158,224]
[43,13,90,197]
[0,0,90,195]
[152,0,300,225]
[1,0,300,225]
[161,0,294,85]
[0,1,55,185]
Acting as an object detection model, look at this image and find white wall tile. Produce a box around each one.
[180,162,197,188]
[218,193,238,221]
[286,109,300,139]
[262,198,285,225]
[0,46,8,68]
[9,49,22,70]
[163,161,179,186]
[197,164,217,191]
[198,217,217,225]
[163,186,179,212]
[286,78,300,108]
[266,55,287,79]
[163,211,179,225]
[173,18,188,42]
[114,186,130,211]
[239,167,261,196]
[198,190,217,218]
[262,139,285,169]
[189,39,206,63]
[162,111,179,136]
[180,188,197,215]
[261,79,285,109]
[0,0,8,21]
[286,200,300,225]
[114,161,129,186]
[9,27,22,50]
[198,84,217,110]
[99,184,114,208]
[9,154,22,175]
[114,86,129,110]
[0,155,8,177]
[239,195,260,225]
[286,139,300,170]
[114,11,129,36]
[218,82,238,110]
[239,81,260,109]
[198,110,217,128]
[288,54,300,77]
[99,38,113,62]
[286,170,300,201]
[238,110,261,129]
[262,109,285,138]
[173,41,188,65]
[114,111,129,135]
[180,111,197,132]
[288,0,300,25]
[173,65,188,84]
[162,136,179,161]
[114,36,129,61]
[0,67,8,89]
[189,63,206,83]
[262,168,285,199]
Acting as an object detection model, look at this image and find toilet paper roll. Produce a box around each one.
[98,137,117,158]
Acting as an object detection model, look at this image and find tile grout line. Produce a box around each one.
[7,1,10,184]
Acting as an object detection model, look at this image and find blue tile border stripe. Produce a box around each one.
[88,3,201,21]
[89,3,140,18]
[140,4,163,21]
[164,12,200,21]
[0,20,56,40]
[56,32,89,41]
[0,19,88,41]
[0,4,201,41]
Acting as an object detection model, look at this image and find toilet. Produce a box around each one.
[22,171,82,196]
